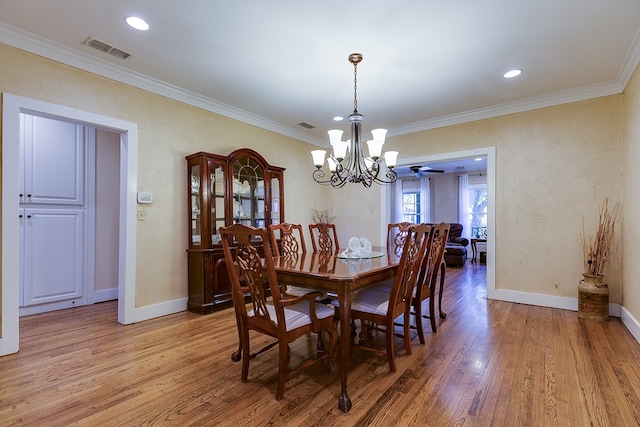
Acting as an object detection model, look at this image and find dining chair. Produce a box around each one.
[268,222,307,257]
[386,221,415,255]
[268,223,325,299]
[220,223,338,401]
[308,223,340,253]
[345,223,432,372]
[411,222,450,342]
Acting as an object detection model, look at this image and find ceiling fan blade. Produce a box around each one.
[423,169,445,173]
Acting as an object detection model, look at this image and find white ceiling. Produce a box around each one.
[1,1,639,149]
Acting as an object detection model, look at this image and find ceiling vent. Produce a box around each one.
[83,37,132,60]
[297,122,315,129]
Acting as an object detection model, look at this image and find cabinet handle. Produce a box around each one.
[19,214,23,218]
[19,193,24,198]
[27,194,32,198]
[27,214,32,219]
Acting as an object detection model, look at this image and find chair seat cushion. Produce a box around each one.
[370,277,394,293]
[249,301,334,331]
[349,288,391,316]
[445,245,466,255]
[285,285,327,300]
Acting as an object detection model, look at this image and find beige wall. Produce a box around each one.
[0,43,329,310]
[333,95,625,303]
[1,41,638,323]
[623,63,640,321]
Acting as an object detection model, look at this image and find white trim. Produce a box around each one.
[132,298,188,323]
[85,128,97,305]
[1,93,138,356]
[488,289,625,320]
[1,22,639,148]
[388,81,624,137]
[93,288,118,304]
[621,306,640,345]
[384,147,497,296]
[0,23,323,147]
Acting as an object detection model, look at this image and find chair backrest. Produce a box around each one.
[388,223,432,316]
[268,223,306,257]
[386,222,415,255]
[448,223,463,241]
[220,223,284,329]
[308,223,340,253]
[416,222,450,300]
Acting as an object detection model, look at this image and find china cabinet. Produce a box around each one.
[186,148,285,314]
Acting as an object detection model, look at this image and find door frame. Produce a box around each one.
[381,146,496,296]
[1,93,138,355]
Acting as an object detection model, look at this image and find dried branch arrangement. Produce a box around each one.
[581,198,620,276]
[310,208,336,224]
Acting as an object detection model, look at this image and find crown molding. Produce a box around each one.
[2,21,638,145]
[389,80,625,137]
[0,22,323,146]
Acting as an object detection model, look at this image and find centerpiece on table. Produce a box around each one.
[578,198,620,322]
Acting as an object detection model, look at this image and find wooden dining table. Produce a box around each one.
[272,248,401,412]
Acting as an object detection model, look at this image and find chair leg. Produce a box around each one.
[276,339,289,401]
[240,329,250,383]
[439,262,447,319]
[317,330,325,354]
[429,287,437,333]
[414,298,426,345]
[403,311,412,354]
[386,320,396,373]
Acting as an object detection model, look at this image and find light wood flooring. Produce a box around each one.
[2,263,640,426]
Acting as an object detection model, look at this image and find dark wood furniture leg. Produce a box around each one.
[231,307,242,361]
[337,288,353,413]
[438,262,447,319]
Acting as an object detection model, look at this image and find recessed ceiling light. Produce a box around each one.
[125,16,149,31]
[333,116,344,122]
[474,158,483,161]
[504,69,522,79]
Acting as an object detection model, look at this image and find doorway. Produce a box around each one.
[1,93,139,356]
[381,147,496,295]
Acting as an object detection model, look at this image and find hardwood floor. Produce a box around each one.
[2,262,640,426]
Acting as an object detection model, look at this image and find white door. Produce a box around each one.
[19,113,90,315]
[21,114,84,205]
[22,208,85,307]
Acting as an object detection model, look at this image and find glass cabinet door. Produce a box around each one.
[270,172,281,225]
[231,156,265,228]
[190,163,202,246]
[209,160,225,245]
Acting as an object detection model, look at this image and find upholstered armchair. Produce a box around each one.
[443,223,469,267]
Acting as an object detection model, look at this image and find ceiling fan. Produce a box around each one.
[409,165,445,177]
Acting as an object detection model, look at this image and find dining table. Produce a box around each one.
[271,247,401,413]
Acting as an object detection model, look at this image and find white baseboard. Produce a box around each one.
[92,288,118,303]
[488,288,579,311]
[620,307,640,344]
[132,297,188,323]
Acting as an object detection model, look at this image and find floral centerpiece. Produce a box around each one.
[581,198,620,278]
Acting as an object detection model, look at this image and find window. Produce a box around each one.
[468,185,487,238]
[402,191,420,223]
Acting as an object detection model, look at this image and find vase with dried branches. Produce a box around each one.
[310,208,335,225]
[578,198,620,321]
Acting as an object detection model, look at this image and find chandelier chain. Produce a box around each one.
[353,61,358,113]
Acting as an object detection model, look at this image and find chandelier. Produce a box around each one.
[311,53,398,188]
